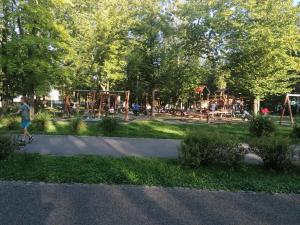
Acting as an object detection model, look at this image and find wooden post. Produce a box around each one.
[124,91,130,121]
[115,95,120,113]
[287,96,294,126]
[280,94,295,127]
[151,89,158,117]
[280,95,288,125]
[92,91,96,117]
[99,92,104,117]
[85,93,88,110]
[76,92,80,113]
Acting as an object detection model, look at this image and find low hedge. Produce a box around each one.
[249,116,276,137]
[250,137,293,171]
[179,130,246,168]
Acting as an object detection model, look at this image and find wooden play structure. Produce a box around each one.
[179,86,246,123]
[195,85,211,109]
[280,94,300,127]
[63,90,130,121]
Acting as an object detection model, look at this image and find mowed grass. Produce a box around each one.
[0,153,299,193]
[0,118,299,143]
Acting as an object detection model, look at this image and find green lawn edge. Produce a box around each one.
[0,153,299,194]
[1,120,299,143]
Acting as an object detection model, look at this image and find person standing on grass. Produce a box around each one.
[132,102,140,116]
[16,96,33,143]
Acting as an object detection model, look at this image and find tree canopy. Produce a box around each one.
[1,0,299,112]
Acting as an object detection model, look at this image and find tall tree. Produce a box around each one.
[227,0,300,114]
[0,0,72,111]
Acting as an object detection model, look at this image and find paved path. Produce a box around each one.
[23,135,299,165]
[23,135,264,164]
[24,135,180,158]
[0,181,299,225]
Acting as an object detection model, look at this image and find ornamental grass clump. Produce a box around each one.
[5,116,20,130]
[70,117,87,134]
[32,112,51,132]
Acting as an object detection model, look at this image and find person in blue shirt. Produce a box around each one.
[16,96,33,143]
[132,103,140,116]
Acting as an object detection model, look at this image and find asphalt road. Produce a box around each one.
[0,181,299,225]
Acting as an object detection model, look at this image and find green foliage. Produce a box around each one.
[5,116,20,130]
[32,112,51,132]
[70,117,87,134]
[0,136,17,161]
[1,0,72,99]
[250,137,293,171]
[2,154,299,193]
[1,0,299,110]
[179,130,245,168]
[100,117,120,134]
[292,125,300,138]
[249,116,276,137]
[227,0,299,99]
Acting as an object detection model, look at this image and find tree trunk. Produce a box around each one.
[253,97,260,116]
[1,0,10,114]
[28,94,35,115]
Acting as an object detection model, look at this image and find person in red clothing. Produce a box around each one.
[261,107,270,115]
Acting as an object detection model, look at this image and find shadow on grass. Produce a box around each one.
[0,118,299,143]
[116,121,191,139]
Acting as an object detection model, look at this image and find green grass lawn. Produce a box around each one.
[1,118,299,143]
[0,153,299,193]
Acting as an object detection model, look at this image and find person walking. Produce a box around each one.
[16,96,33,143]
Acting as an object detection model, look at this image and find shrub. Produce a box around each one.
[100,116,120,134]
[32,112,51,132]
[292,125,300,138]
[250,137,292,171]
[0,135,17,160]
[5,116,20,130]
[179,131,245,168]
[70,117,87,134]
[249,116,276,137]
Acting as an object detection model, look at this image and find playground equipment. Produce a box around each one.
[280,94,300,127]
[195,85,210,109]
[64,90,130,121]
[178,86,246,123]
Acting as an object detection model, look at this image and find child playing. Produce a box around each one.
[16,96,33,143]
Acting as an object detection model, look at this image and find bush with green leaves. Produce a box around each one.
[179,131,245,168]
[249,116,276,137]
[292,125,300,138]
[250,137,292,171]
[99,116,120,134]
[70,117,87,134]
[32,112,51,132]
[0,135,17,160]
[5,116,20,130]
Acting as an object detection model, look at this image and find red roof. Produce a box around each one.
[195,86,209,94]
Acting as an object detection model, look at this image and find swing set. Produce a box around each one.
[63,90,130,121]
[280,94,300,127]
